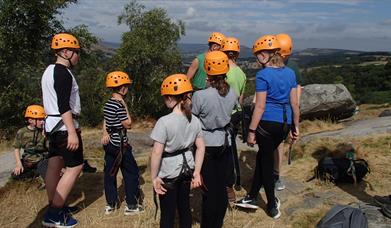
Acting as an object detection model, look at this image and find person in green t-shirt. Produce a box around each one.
[12,105,48,180]
[221,37,247,201]
[187,32,225,90]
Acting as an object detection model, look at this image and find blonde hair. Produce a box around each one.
[268,51,285,68]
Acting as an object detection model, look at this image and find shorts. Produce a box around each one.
[48,130,84,167]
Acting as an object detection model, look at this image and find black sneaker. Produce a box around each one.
[374,195,391,206]
[82,160,97,173]
[234,195,259,209]
[267,197,281,219]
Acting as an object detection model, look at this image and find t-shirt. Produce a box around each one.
[103,98,129,147]
[226,66,247,112]
[191,53,207,90]
[255,67,297,124]
[192,87,238,146]
[41,64,81,132]
[13,127,48,163]
[150,113,202,179]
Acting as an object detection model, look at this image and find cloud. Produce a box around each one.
[380,19,391,26]
[183,7,197,20]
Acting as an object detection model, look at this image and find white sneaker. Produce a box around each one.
[124,205,144,215]
[105,205,115,215]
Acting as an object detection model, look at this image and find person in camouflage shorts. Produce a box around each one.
[12,105,48,180]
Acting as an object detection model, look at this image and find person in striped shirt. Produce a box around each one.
[101,71,143,215]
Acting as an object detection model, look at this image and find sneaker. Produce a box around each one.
[82,160,97,173]
[227,187,236,203]
[275,179,286,191]
[382,204,391,219]
[124,204,144,215]
[267,197,281,219]
[64,205,80,214]
[105,205,116,215]
[42,209,78,227]
[374,195,391,206]
[234,195,259,209]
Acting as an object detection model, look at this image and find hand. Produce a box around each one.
[67,132,79,151]
[247,132,256,147]
[13,163,24,175]
[290,126,300,141]
[191,172,202,189]
[153,177,167,195]
[101,134,110,145]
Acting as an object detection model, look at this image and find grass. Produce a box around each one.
[0,106,390,227]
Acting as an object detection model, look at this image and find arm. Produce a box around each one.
[186,58,199,81]
[247,91,267,146]
[297,85,302,105]
[101,120,110,145]
[151,141,166,195]
[290,87,300,141]
[13,148,23,175]
[191,136,205,189]
[119,100,132,129]
[61,111,79,151]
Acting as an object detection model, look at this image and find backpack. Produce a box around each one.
[317,205,368,228]
[314,156,370,184]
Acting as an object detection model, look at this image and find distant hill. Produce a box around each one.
[98,41,390,68]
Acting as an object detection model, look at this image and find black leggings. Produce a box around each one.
[159,181,191,228]
[248,121,289,210]
[201,146,230,228]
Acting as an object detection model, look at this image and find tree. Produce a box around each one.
[114,1,185,117]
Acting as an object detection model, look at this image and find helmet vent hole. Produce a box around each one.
[174,86,178,91]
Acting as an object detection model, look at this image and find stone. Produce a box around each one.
[379,109,391,117]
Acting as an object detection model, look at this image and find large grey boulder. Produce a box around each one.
[300,84,357,120]
[243,84,357,121]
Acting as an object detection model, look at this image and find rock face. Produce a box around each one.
[379,109,391,117]
[243,84,357,121]
[300,84,357,120]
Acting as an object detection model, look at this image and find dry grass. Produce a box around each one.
[0,106,390,227]
[353,103,390,120]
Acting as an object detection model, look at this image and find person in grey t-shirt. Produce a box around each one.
[150,74,205,228]
[191,51,237,228]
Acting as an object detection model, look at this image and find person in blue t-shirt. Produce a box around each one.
[235,35,300,219]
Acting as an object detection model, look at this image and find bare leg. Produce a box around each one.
[45,156,64,204]
[51,164,83,208]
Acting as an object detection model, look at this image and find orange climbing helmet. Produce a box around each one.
[51,33,80,50]
[221,37,240,52]
[276,33,293,57]
[161,74,193,96]
[252,34,280,54]
[208,32,226,45]
[106,71,132,88]
[25,105,45,119]
[204,51,229,76]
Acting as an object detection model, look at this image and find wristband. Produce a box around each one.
[249,128,256,134]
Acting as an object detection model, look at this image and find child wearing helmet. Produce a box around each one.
[191,51,238,228]
[272,33,301,191]
[12,105,48,181]
[150,74,205,228]
[187,32,226,90]
[101,71,143,215]
[235,35,300,219]
[41,32,83,227]
[221,37,247,201]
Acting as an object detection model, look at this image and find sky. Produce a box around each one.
[60,0,391,51]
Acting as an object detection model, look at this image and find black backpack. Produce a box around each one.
[317,205,368,228]
[314,156,370,183]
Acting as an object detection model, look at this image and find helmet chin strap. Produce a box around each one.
[57,51,75,68]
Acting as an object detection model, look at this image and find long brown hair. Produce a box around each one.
[173,93,192,122]
[209,75,230,97]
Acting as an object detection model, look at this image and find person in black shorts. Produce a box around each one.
[41,33,83,227]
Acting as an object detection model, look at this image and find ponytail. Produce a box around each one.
[173,93,192,122]
[209,75,229,97]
